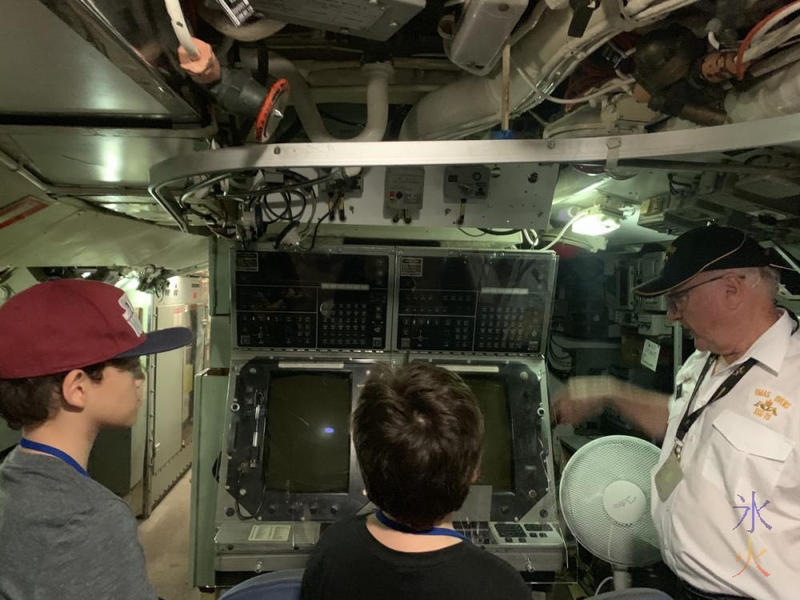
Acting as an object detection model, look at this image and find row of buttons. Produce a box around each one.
[319,337,380,348]
[479,305,536,314]
[494,523,525,537]
[239,335,315,347]
[244,314,314,324]
[322,324,370,332]
[524,523,553,531]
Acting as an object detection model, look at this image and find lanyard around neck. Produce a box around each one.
[374,510,471,543]
[673,355,757,457]
[19,438,90,478]
[675,310,798,457]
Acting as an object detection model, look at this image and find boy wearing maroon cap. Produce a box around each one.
[0,279,193,600]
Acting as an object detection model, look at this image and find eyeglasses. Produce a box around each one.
[107,357,146,380]
[665,275,739,313]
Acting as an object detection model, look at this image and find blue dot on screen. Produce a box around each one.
[323,427,334,434]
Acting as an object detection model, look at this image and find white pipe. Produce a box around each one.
[164,0,199,59]
[399,0,701,141]
[268,53,393,143]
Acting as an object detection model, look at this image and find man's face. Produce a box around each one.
[665,273,730,353]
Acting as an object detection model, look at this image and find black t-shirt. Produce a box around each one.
[300,515,531,600]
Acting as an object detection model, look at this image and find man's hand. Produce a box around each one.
[553,376,620,426]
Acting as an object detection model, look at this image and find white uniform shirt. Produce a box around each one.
[651,311,800,599]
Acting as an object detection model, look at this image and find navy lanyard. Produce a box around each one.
[674,356,757,454]
[375,510,471,543]
[19,438,90,478]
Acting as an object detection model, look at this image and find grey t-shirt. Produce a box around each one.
[0,448,158,600]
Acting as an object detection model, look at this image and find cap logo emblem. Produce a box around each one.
[118,295,144,336]
[665,245,677,262]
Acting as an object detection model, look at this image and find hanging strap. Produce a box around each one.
[374,510,471,543]
[19,438,90,478]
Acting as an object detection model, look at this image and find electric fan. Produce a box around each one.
[560,435,663,592]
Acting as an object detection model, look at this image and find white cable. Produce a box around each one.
[544,78,635,106]
[745,20,800,62]
[707,30,720,50]
[752,2,800,45]
[539,208,592,251]
[164,0,199,59]
[594,576,614,596]
[523,229,540,248]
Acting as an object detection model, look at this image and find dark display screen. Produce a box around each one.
[264,372,352,493]
[461,375,515,493]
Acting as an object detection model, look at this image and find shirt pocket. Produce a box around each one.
[701,409,793,500]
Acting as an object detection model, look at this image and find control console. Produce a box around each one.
[233,250,392,350]
[395,251,556,354]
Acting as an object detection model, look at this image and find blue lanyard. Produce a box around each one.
[374,510,471,543]
[19,438,90,478]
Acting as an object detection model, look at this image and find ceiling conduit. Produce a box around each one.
[399,0,702,141]
[268,53,394,143]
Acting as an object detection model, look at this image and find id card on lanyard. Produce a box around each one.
[654,355,757,502]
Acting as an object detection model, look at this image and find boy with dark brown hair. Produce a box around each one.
[301,363,530,600]
[0,279,192,600]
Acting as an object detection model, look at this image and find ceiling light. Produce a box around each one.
[571,207,622,236]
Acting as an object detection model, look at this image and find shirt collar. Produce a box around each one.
[724,309,793,375]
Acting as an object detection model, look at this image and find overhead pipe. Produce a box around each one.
[400,0,703,140]
[267,53,393,143]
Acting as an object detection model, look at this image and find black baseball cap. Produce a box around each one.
[635,225,773,297]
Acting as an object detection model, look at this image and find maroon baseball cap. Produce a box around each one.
[0,279,193,379]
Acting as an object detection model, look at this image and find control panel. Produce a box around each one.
[233,250,391,350]
[491,522,562,546]
[395,251,557,354]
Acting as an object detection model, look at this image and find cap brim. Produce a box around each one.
[115,327,194,358]
[634,274,693,297]
[636,261,787,297]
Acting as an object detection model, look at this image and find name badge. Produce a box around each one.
[654,446,684,502]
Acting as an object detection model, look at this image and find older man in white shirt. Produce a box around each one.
[555,225,799,600]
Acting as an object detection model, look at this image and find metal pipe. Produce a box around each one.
[148,184,191,232]
[573,159,799,175]
[268,53,393,143]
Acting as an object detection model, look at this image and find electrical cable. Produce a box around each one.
[538,208,592,251]
[735,0,800,79]
[522,229,539,248]
[595,576,614,596]
[230,171,339,207]
[478,228,521,236]
[544,78,636,106]
[457,227,488,238]
[745,20,800,63]
[306,205,337,250]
